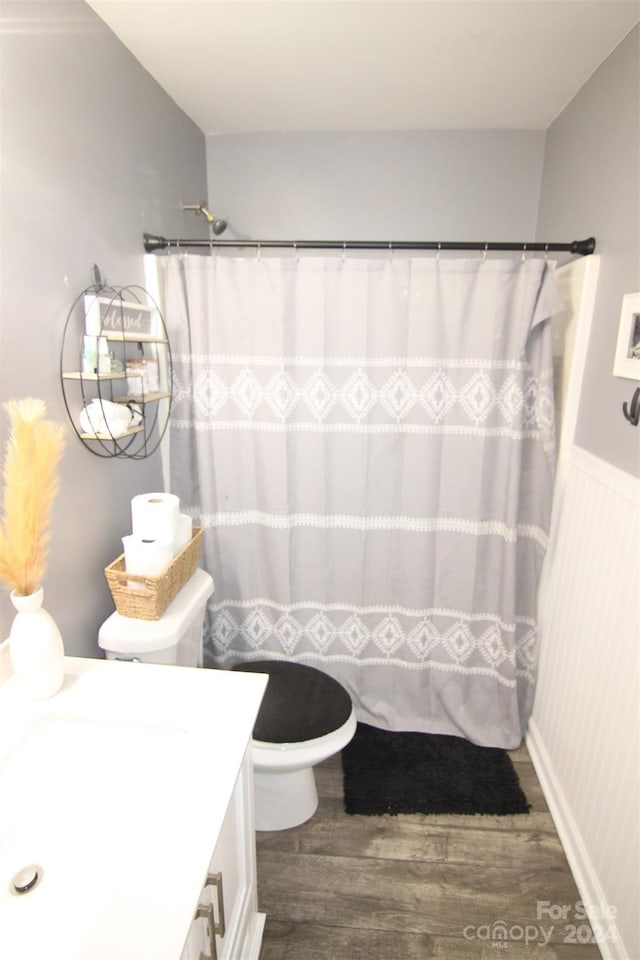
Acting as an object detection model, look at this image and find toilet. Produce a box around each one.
[98,575,356,832]
[233,660,357,831]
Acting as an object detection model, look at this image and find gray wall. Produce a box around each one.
[0,1,207,652]
[4,4,633,654]
[206,131,546,241]
[537,26,640,477]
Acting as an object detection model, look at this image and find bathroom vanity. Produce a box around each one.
[0,654,268,960]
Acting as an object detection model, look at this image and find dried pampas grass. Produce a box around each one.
[0,398,66,597]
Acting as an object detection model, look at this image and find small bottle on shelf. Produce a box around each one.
[82,335,97,374]
[97,337,111,375]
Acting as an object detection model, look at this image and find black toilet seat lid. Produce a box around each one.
[232,660,353,743]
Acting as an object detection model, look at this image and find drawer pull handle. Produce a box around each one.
[205,871,226,938]
[195,903,217,960]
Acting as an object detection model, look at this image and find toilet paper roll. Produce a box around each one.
[173,513,193,555]
[131,492,180,544]
[122,535,174,590]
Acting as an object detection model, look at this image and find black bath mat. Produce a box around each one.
[342,723,530,816]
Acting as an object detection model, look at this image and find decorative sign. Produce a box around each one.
[84,294,156,339]
[613,292,640,381]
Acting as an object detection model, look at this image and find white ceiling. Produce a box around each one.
[87,1,640,134]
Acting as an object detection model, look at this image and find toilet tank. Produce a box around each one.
[98,569,214,666]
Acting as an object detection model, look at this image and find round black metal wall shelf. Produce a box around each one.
[60,283,172,459]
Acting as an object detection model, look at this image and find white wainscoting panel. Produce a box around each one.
[530,445,639,960]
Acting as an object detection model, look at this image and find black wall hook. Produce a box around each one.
[622,386,640,426]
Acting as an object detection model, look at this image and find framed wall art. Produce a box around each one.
[613,292,640,380]
[84,294,156,340]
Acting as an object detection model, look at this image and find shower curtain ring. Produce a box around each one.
[436,243,441,263]
[482,243,488,262]
[342,242,347,263]
[521,244,527,263]
[544,243,549,263]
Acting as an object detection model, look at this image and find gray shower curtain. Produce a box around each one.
[157,252,562,748]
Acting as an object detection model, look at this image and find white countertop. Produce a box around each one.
[0,656,267,960]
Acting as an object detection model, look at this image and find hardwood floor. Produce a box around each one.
[256,746,604,959]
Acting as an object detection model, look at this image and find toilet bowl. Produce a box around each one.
[232,660,357,831]
[99,582,356,832]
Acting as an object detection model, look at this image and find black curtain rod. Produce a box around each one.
[143,232,596,256]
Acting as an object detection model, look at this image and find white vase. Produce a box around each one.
[9,586,65,699]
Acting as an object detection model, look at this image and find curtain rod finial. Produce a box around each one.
[572,237,596,255]
[143,233,167,252]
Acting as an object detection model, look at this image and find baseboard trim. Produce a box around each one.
[526,719,628,960]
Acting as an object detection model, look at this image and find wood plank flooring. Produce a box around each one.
[256,746,604,960]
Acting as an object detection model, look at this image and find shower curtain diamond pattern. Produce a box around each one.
[159,253,561,748]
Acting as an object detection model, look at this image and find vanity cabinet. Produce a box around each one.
[0,658,267,960]
[181,747,264,960]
